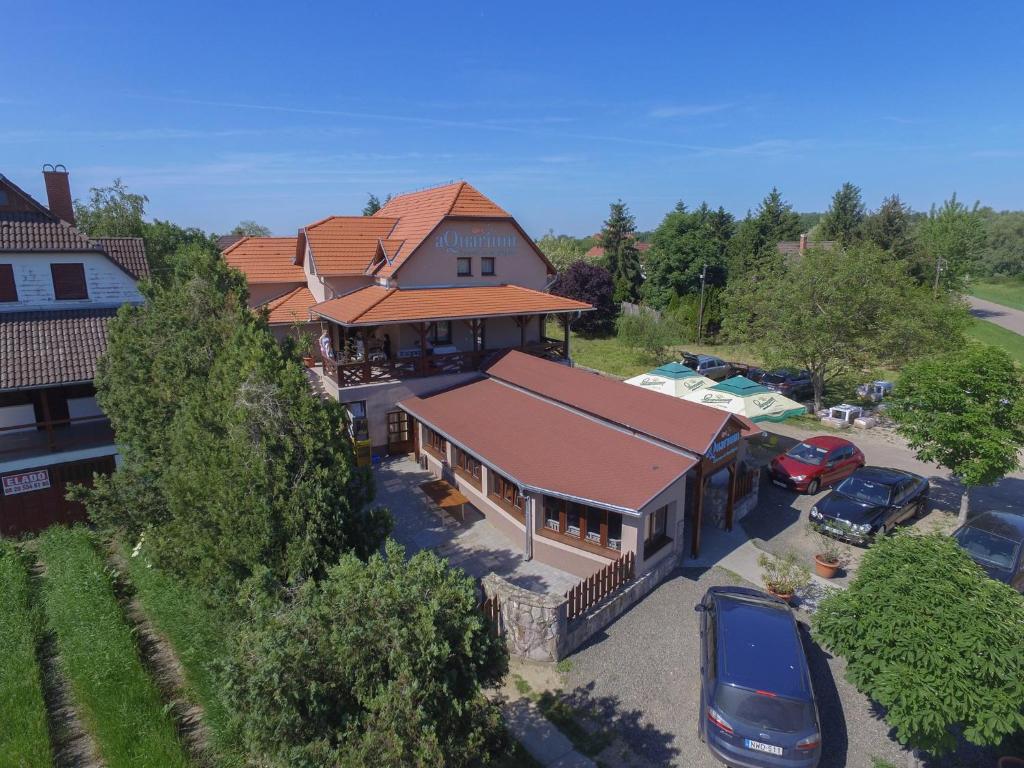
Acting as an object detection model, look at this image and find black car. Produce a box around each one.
[952,511,1024,592]
[761,370,814,400]
[697,587,821,767]
[809,467,929,545]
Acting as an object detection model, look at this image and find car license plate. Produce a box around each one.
[772,479,787,488]
[744,739,783,755]
[824,525,843,536]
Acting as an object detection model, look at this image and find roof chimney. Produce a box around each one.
[42,164,75,226]
[798,233,807,253]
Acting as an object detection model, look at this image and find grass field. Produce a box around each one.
[122,542,244,767]
[0,541,53,768]
[966,317,1024,365]
[970,278,1024,311]
[37,527,190,768]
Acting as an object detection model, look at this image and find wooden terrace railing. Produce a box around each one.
[564,551,636,622]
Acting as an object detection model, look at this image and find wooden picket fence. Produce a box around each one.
[480,594,501,637]
[564,551,636,622]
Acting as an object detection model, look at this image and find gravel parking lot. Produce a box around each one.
[563,566,1001,768]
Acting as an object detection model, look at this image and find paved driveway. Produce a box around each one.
[564,566,1002,768]
[968,295,1024,335]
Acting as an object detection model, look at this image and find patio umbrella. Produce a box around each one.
[682,375,806,423]
[624,362,716,397]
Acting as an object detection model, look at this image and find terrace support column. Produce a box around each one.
[725,463,737,532]
[563,318,571,362]
[417,322,429,376]
[360,329,370,383]
[690,467,705,558]
[40,389,55,452]
[522,491,534,560]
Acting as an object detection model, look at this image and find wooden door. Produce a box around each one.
[386,410,413,455]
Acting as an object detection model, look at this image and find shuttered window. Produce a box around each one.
[51,263,88,300]
[0,264,16,302]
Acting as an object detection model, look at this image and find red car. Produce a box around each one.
[769,436,865,495]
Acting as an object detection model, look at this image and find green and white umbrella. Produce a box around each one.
[625,362,715,397]
[682,375,806,423]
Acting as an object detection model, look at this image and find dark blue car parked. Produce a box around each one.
[697,587,821,767]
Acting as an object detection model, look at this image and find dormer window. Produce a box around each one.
[0,264,16,302]
[51,263,88,300]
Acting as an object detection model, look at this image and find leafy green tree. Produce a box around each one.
[727,188,802,277]
[230,220,271,237]
[723,243,969,411]
[224,541,508,768]
[641,202,732,310]
[819,182,866,247]
[75,243,389,596]
[913,194,986,291]
[977,208,1024,277]
[549,261,616,335]
[73,178,148,238]
[864,194,914,260]
[536,230,586,272]
[140,219,214,282]
[813,532,1024,756]
[616,310,671,361]
[362,194,382,216]
[887,344,1024,522]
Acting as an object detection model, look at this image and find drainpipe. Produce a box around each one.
[521,487,533,560]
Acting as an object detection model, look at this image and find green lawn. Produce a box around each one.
[0,541,52,768]
[122,541,244,767]
[37,527,190,768]
[966,318,1024,365]
[970,278,1024,311]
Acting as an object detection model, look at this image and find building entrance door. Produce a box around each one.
[386,410,413,455]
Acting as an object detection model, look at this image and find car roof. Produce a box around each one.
[711,589,809,700]
[849,466,919,486]
[802,435,853,451]
[961,511,1024,540]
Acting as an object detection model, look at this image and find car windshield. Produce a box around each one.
[954,527,1021,570]
[785,442,829,466]
[762,373,786,384]
[836,476,891,506]
[714,684,814,733]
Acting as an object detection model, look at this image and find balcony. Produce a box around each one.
[321,337,568,389]
[0,415,115,464]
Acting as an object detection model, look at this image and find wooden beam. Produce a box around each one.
[690,467,704,558]
[725,463,737,532]
[417,322,428,375]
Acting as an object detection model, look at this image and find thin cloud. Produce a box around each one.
[970,148,1024,158]
[0,127,266,143]
[649,103,732,118]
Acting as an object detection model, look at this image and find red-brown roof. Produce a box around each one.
[260,285,316,325]
[584,242,652,259]
[0,308,117,389]
[92,237,150,280]
[485,351,754,456]
[302,216,399,276]
[311,285,592,327]
[399,378,695,512]
[223,236,304,283]
[373,181,510,277]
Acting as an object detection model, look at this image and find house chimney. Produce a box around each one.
[42,164,75,226]
[798,232,807,253]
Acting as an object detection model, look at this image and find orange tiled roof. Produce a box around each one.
[372,181,510,277]
[311,284,592,326]
[303,216,399,276]
[223,236,304,283]
[260,285,317,325]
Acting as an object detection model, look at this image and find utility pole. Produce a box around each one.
[933,256,945,297]
[697,262,708,345]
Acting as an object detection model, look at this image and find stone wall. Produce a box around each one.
[483,573,566,663]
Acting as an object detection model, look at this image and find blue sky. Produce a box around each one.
[3,1,1023,236]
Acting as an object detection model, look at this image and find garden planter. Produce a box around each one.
[766,587,794,603]
[302,355,315,369]
[813,555,841,579]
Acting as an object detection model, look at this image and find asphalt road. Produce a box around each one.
[968,295,1024,335]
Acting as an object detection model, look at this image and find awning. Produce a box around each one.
[624,362,715,397]
[311,284,592,327]
[682,375,806,423]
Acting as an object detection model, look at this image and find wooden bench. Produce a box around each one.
[419,479,470,524]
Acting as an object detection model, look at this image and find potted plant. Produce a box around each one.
[293,324,316,368]
[757,551,810,603]
[807,524,848,579]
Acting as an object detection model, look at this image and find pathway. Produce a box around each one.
[968,295,1024,335]
[500,698,596,768]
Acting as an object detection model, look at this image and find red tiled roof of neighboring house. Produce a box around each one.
[91,237,150,280]
[399,377,696,513]
[485,350,757,457]
[260,285,316,326]
[372,181,511,277]
[0,308,118,389]
[302,216,399,276]
[216,234,244,251]
[584,241,652,259]
[777,239,836,255]
[311,285,592,327]
[223,236,304,283]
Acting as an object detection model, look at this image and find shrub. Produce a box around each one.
[616,310,671,360]
[224,540,509,768]
[550,261,617,335]
[813,532,1024,755]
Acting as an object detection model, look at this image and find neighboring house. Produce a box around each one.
[777,233,837,260]
[215,233,243,252]
[401,350,760,578]
[584,240,651,260]
[0,166,149,535]
[226,181,593,455]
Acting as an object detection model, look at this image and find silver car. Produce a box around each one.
[681,353,730,381]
